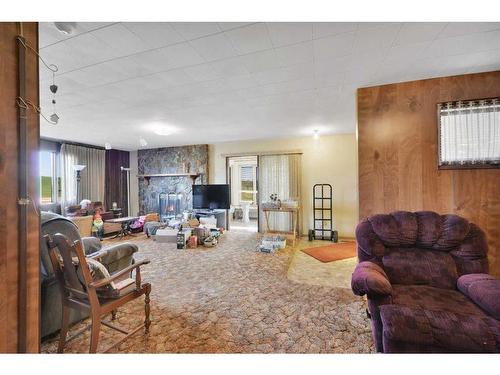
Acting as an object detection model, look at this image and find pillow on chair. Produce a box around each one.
[76,258,135,299]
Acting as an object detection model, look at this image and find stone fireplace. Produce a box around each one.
[137,145,208,215]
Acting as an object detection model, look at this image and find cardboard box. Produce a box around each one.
[154,228,178,243]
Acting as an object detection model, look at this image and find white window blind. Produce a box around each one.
[438,98,500,167]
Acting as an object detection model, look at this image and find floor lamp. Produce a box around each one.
[121,166,131,216]
[73,164,86,204]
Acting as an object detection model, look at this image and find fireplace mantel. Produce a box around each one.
[137,173,200,184]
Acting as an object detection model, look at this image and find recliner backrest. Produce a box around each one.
[356,211,489,288]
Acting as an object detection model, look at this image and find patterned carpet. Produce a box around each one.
[41,231,374,353]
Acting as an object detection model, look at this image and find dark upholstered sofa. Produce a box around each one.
[41,212,138,339]
[351,211,500,353]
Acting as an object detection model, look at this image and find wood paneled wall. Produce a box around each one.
[0,22,40,352]
[105,149,130,216]
[358,71,500,276]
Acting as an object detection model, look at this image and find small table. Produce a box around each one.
[105,216,139,239]
[262,206,300,247]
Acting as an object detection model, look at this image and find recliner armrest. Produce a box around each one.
[352,261,392,297]
[457,273,500,320]
[82,236,102,255]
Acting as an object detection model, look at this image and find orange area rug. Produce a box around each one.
[301,242,357,263]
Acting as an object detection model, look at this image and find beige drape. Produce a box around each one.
[60,143,105,206]
[258,154,302,233]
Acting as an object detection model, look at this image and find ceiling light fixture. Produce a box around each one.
[313,129,319,139]
[139,138,148,147]
[151,124,177,136]
[54,22,77,35]
[105,142,112,150]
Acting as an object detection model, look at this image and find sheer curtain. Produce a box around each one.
[258,154,302,233]
[439,98,500,165]
[60,143,105,207]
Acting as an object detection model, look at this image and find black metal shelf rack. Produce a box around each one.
[309,184,338,242]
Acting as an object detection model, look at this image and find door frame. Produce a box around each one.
[225,155,260,232]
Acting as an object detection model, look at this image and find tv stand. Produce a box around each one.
[193,209,226,228]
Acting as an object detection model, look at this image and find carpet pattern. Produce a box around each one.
[41,231,374,353]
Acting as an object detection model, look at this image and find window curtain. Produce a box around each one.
[258,154,302,233]
[230,165,241,206]
[439,98,500,165]
[60,143,105,207]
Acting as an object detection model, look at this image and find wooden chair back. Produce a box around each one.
[44,233,98,305]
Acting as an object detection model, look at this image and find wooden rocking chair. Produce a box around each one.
[44,233,151,353]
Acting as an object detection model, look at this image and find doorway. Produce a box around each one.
[227,156,259,232]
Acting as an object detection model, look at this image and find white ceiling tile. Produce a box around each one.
[171,22,221,40]
[357,22,399,30]
[312,23,358,39]
[130,49,174,73]
[313,32,356,61]
[68,62,130,87]
[383,41,430,65]
[252,63,313,85]
[155,69,195,87]
[183,64,220,81]
[217,22,253,31]
[438,22,500,39]
[123,22,185,48]
[353,23,401,52]
[91,23,148,56]
[78,23,116,32]
[109,54,153,77]
[156,43,205,70]
[63,33,122,66]
[224,23,273,54]
[427,30,500,58]
[189,33,238,61]
[275,41,314,66]
[266,22,312,47]
[239,49,283,73]
[39,41,91,73]
[222,75,259,90]
[209,56,250,76]
[394,23,447,45]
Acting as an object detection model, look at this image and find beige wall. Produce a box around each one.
[208,134,358,238]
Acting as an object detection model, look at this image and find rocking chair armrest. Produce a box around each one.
[88,259,150,289]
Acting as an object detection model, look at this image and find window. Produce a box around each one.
[438,98,500,168]
[39,151,60,203]
[240,165,257,204]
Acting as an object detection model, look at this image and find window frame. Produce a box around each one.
[437,96,500,170]
[40,150,60,204]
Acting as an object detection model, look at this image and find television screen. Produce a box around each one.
[192,184,230,210]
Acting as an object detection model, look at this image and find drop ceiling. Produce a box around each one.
[39,22,500,150]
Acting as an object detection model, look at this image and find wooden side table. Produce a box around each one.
[262,207,300,247]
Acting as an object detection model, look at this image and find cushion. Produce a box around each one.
[391,284,486,317]
[380,305,499,353]
[458,274,500,320]
[383,248,458,289]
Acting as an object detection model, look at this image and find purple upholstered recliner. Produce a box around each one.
[351,211,500,353]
